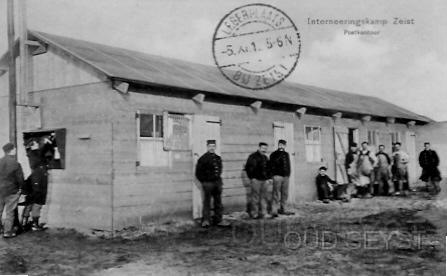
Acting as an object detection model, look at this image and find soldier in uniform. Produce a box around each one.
[245,142,272,219]
[269,140,294,216]
[0,143,25,238]
[195,140,227,228]
[418,142,442,195]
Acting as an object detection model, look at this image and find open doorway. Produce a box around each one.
[23,129,66,170]
[191,115,221,220]
[348,128,359,147]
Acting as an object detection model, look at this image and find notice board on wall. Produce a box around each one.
[163,112,191,151]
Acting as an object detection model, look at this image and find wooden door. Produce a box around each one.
[406,131,417,184]
[192,115,221,219]
[334,126,349,183]
[273,122,295,202]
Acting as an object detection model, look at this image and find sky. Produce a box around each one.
[1,0,446,121]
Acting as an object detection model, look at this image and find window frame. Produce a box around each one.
[304,125,322,163]
[136,111,169,167]
[138,113,164,140]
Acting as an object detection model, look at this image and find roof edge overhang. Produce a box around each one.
[112,76,431,125]
[0,30,432,125]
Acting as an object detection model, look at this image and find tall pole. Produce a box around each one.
[18,0,28,104]
[7,0,17,149]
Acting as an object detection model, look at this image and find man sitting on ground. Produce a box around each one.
[316,166,349,203]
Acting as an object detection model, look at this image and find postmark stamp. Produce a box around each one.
[212,3,301,90]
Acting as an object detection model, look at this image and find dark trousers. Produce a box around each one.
[272,176,289,214]
[202,180,223,224]
[374,167,392,195]
[317,184,331,200]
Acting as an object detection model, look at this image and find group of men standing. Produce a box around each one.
[195,139,293,227]
[244,140,294,219]
[195,138,443,227]
[0,140,49,238]
[345,141,442,197]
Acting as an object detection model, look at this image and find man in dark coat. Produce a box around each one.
[418,142,442,194]
[315,166,338,203]
[269,139,294,216]
[0,143,25,238]
[22,139,49,231]
[195,140,225,228]
[245,142,272,219]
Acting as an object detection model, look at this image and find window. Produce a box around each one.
[140,114,163,138]
[367,130,379,146]
[137,113,169,167]
[391,132,401,144]
[305,126,321,162]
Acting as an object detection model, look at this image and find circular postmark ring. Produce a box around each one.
[212,3,301,90]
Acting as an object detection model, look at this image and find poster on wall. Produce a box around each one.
[163,111,191,151]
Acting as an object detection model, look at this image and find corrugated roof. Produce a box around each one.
[29,30,430,123]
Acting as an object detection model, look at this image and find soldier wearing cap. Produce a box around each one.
[245,142,272,219]
[0,143,25,238]
[419,142,442,195]
[195,139,225,227]
[269,139,294,216]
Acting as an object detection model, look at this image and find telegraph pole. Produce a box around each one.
[7,0,17,149]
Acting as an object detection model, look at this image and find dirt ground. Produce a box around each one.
[0,191,446,276]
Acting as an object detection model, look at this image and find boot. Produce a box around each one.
[32,217,43,231]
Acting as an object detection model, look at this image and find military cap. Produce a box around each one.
[278,139,287,145]
[207,140,216,145]
[2,142,15,153]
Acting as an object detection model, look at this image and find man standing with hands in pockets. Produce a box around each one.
[245,142,273,219]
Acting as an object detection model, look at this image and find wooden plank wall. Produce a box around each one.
[32,46,106,92]
[28,83,114,231]
[109,89,416,228]
[0,72,9,146]
[109,90,333,227]
[110,93,195,229]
